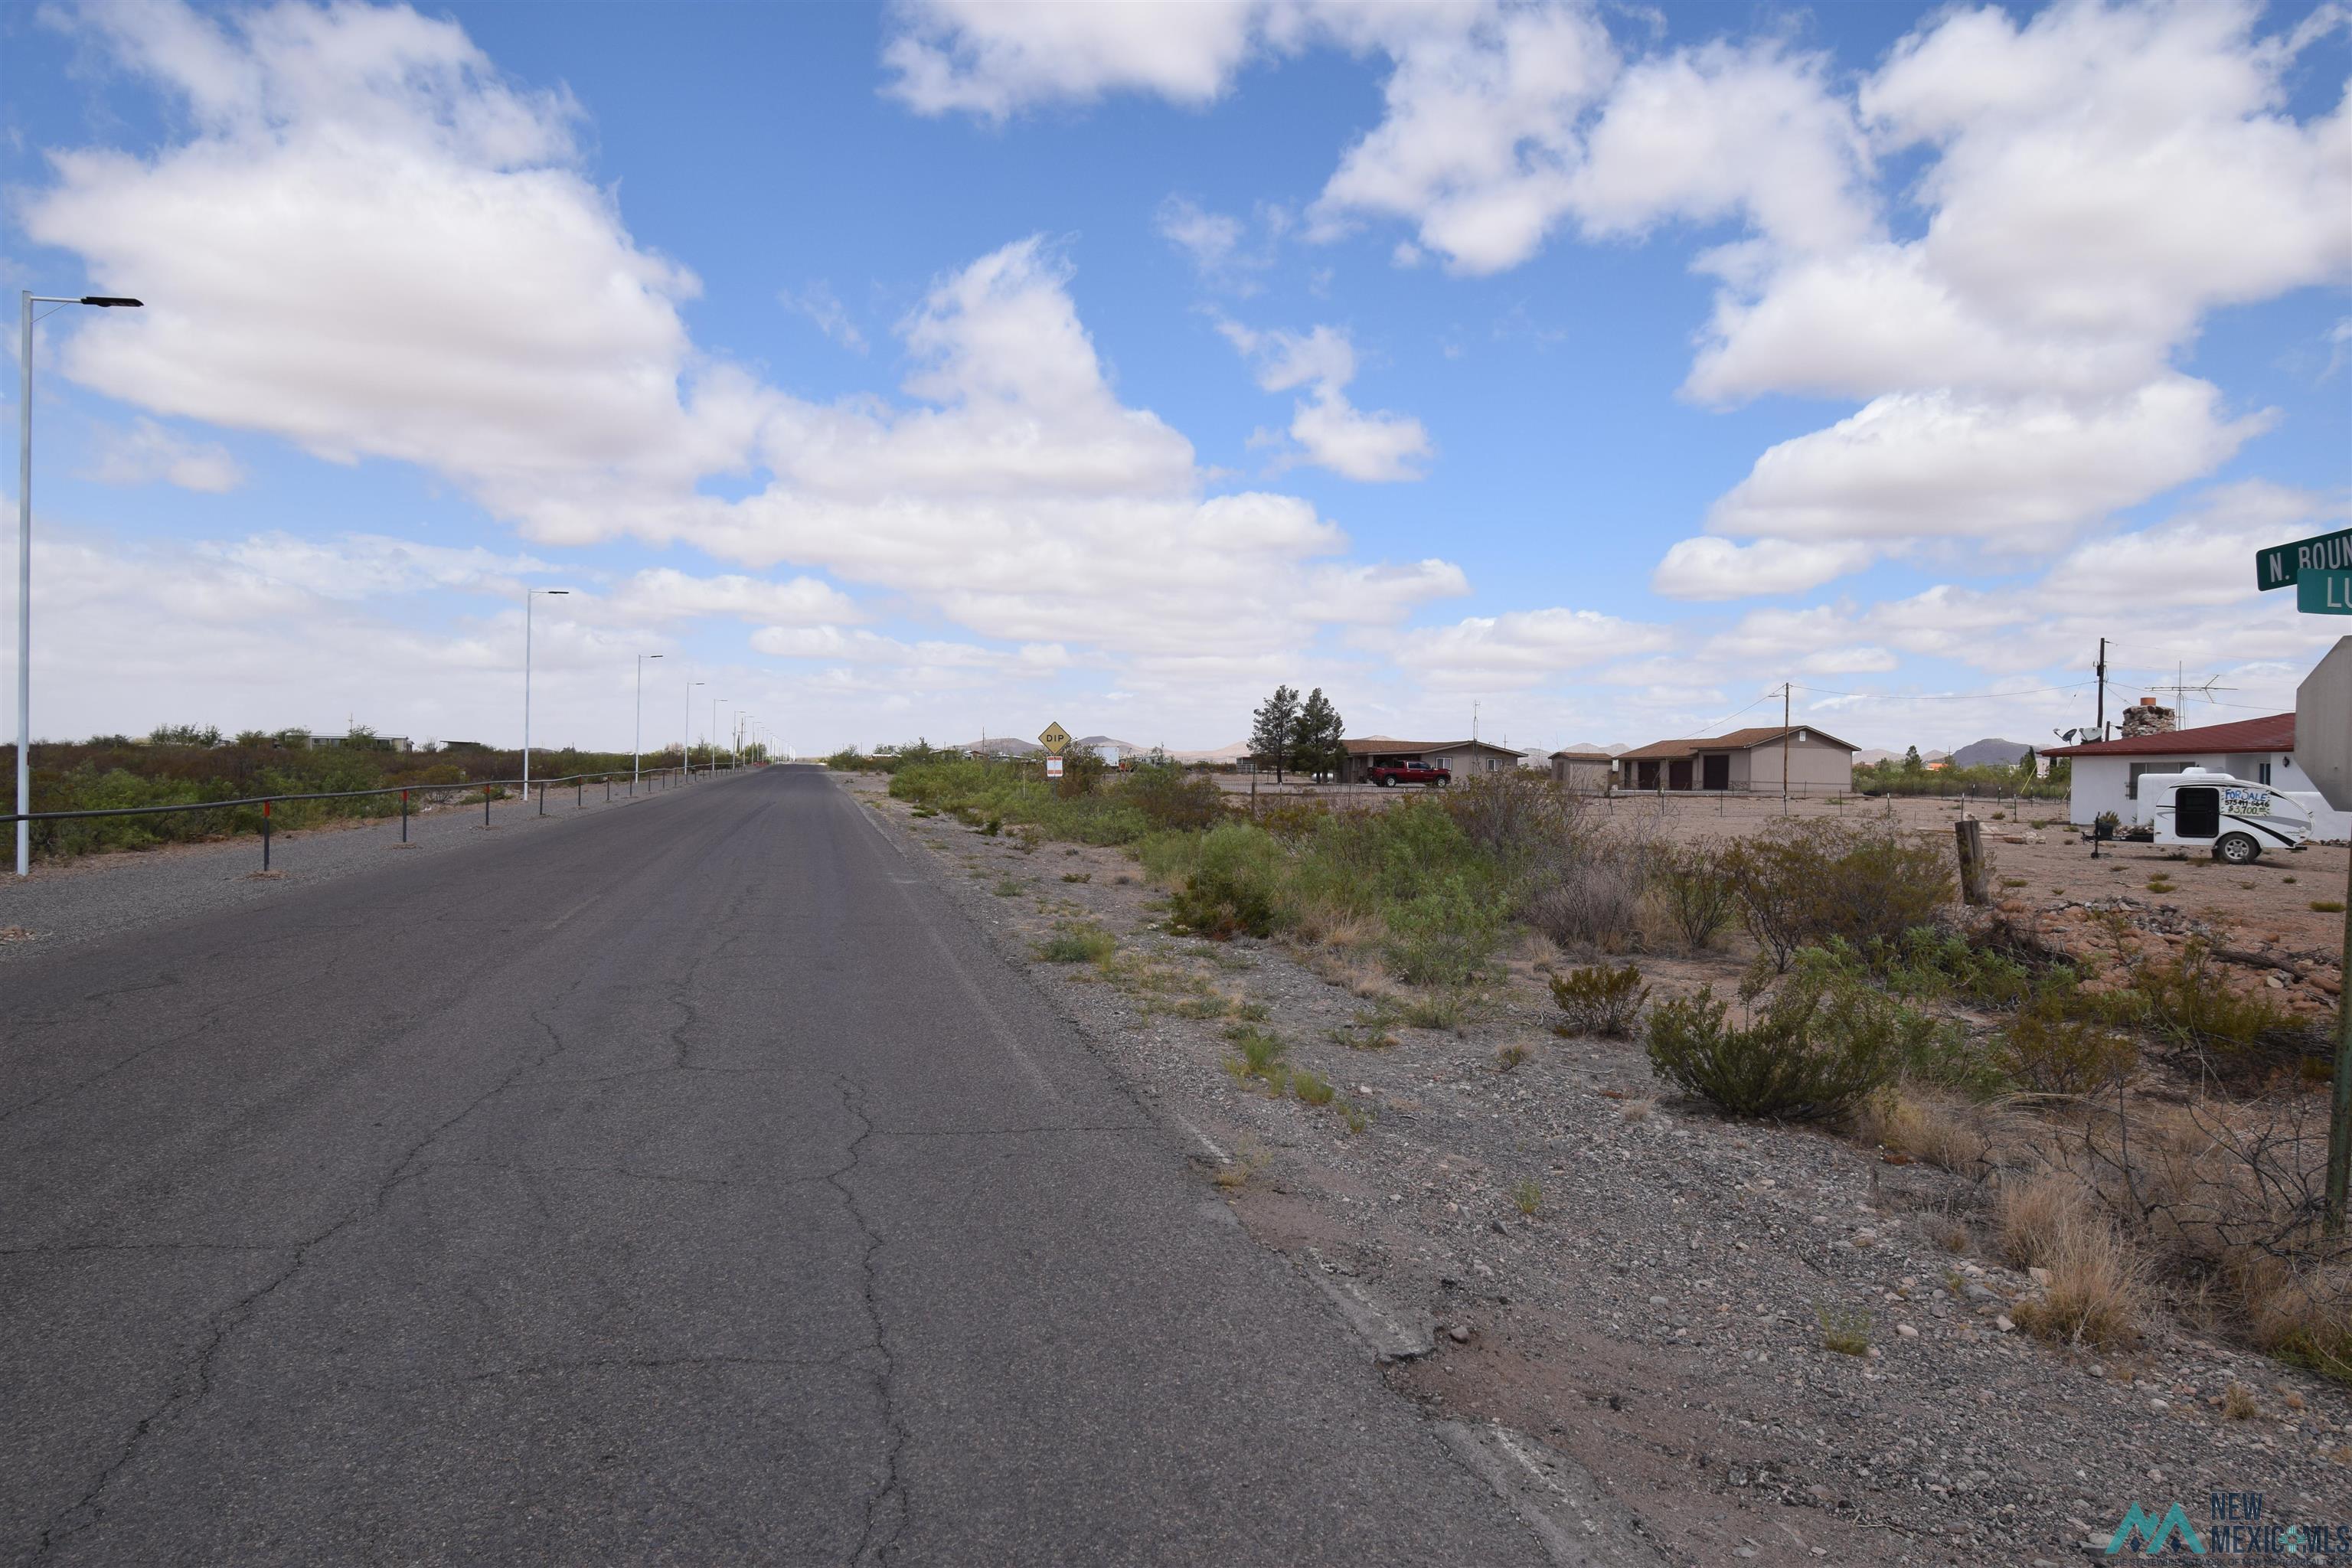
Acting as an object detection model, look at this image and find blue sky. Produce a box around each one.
[4,0,2347,756]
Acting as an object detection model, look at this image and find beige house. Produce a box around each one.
[1615,726,1856,794]
[1548,750,1615,790]
[1338,737,1527,783]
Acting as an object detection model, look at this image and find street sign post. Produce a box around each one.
[1037,720,1070,756]
[2296,638,2352,1234]
[2256,527,2352,592]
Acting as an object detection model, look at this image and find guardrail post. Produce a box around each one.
[262,799,272,871]
[485,789,492,828]
[577,778,583,811]
[400,789,409,843]
[537,782,546,818]
[606,776,612,803]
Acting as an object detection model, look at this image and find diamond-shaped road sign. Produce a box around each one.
[2296,638,2352,812]
[1037,720,1071,756]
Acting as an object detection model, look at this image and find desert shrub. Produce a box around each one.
[1996,995,2138,1095]
[1122,764,1225,831]
[1292,1067,1337,1106]
[1774,950,1993,1093]
[1166,820,1283,939]
[1383,879,1503,985]
[1518,835,1651,951]
[1550,962,1648,1038]
[1253,798,1331,839]
[1644,979,1903,1121]
[1446,769,1581,869]
[2125,942,2321,1083]
[1656,841,1739,950]
[1723,821,1954,970]
[1034,923,1117,963]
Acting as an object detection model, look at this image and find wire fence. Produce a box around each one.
[3,761,749,871]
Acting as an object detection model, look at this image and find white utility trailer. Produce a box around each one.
[2122,766,2311,863]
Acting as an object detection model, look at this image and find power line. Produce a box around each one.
[1788,679,2099,702]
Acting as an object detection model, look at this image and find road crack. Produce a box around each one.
[828,1077,910,1566]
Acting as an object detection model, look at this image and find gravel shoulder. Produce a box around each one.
[841,771,2352,1568]
[0,770,746,965]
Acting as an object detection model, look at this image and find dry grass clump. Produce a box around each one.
[1999,1175,2148,1350]
[2242,1258,2352,1384]
[1854,1088,1994,1173]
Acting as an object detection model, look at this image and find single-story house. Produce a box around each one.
[1548,750,1615,791]
[2038,712,2350,841]
[1615,726,1857,795]
[1337,737,1527,784]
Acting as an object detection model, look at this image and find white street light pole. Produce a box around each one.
[633,652,662,793]
[685,680,704,777]
[713,697,726,773]
[522,587,570,802]
[17,291,141,877]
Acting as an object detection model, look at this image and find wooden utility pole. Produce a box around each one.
[2095,636,2109,740]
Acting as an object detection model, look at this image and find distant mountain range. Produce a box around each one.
[1950,737,2037,768]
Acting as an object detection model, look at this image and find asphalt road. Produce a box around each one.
[2,765,1549,1566]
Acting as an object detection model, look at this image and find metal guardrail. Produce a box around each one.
[3,761,753,872]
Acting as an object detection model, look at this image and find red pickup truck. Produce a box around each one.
[1367,761,1450,787]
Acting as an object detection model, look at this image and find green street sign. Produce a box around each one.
[2299,570,2352,614]
[2257,527,2352,591]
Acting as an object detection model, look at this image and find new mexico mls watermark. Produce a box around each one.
[2105,1491,2352,1557]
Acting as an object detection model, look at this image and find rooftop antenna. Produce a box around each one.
[1472,699,1479,744]
[2174,664,2238,713]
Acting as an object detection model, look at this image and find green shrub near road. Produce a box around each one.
[1645,980,1909,1122]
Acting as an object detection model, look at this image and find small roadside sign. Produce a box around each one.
[1037,720,1070,756]
[2256,527,2352,591]
[2302,573,2352,615]
[1045,756,1064,779]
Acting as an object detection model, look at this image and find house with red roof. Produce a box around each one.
[2039,710,2348,840]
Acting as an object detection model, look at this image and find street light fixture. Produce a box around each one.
[18,292,142,877]
[633,652,662,794]
[522,587,570,800]
[684,680,704,777]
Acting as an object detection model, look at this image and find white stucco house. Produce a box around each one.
[2040,712,2350,841]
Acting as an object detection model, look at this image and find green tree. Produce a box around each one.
[1902,745,1923,774]
[1250,684,1301,782]
[1293,688,1346,781]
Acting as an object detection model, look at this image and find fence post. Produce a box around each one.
[262,799,272,871]
[1953,818,1989,906]
[400,789,409,843]
[485,789,492,828]
[577,778,583,810]
[537,783,546,817]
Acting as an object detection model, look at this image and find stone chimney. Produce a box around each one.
[2118,696,2176,739]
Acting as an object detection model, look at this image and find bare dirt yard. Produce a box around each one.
[844,770,2352,1568]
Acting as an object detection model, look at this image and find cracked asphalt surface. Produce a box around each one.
[2,765,1550,1566]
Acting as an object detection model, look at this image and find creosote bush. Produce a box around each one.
[1549,962,1648,1039]
[1656,841,1740,951]
[1724,820,1954,971]
[1644,975,1911,1121]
